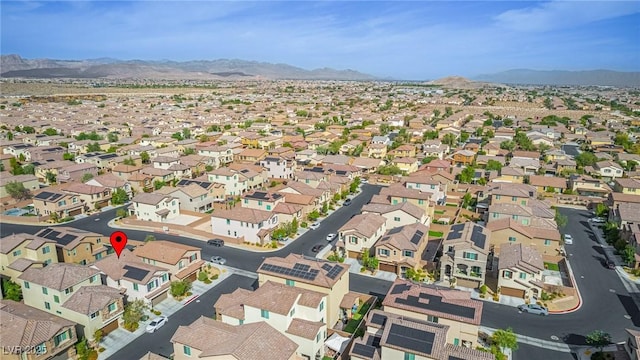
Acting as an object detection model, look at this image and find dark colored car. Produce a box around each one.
[311,244,324,253]
[207,239,224,247]
[604,260,615,269]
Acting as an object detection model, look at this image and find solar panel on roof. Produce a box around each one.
[470,225,486,248]
[388,227,402,235]
[35,192,54,200]
[38,228,54,238]
[396,294,476,320]
[386,323,435,355]
[50,193,63,201]
[351,343,375,358]
[390,283,411,294]
[259,263,318,281]
[42,230,61,241]
[177,180,189,186]
[57,234,77,246]
[293,263,310,271]
[370,313,387,326]
[321,264,333,272]
[448,357,465,360]
[410,231,423,245]
[446,223,465,241]
[123,265,150,281]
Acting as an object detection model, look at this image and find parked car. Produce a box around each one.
[311,244,324,253]
[309,222,320,230]
[518,304,549,316]
[210,256,226,265]
[326,233,337,241]
[604,259,616,269]
[360,178,368,184]
[207,239,224,247]
[146,316,168,333]
[590,217,606,224]
[563,234,573,245]
[343,198,352,206]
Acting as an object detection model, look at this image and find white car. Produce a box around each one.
[146,316,168,333]
[326,233,337,242]
[210,256,227,265]
[563,234,573,245]
[309,222,320,230]
[590,217,606,224]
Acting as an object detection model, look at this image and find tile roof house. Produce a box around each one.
[0,233,58,282]
[257,254,349,329]
[130,193,180,222]
[132,241,203,282]
[382,279,484,349]
[614,178,640,195]
[214,281,328,360]
[170,316,299,360]
[338,213,387,259]
[374,223,438,276]
[156,183,213,213]
[210,207,279,245]
[18,263,124,337]
[361,201,429,229]
[497,243,544,300]
[34,226,110,265]
[32,190,87,219]
[485,217,562,256]
[0,299,78,360]
[440,223,491,289]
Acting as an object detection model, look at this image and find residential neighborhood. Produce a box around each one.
[1,78,640,360]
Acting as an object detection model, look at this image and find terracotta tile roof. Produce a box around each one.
[498,243,544,273]
[273,202,303,215]
[214,288,253,320]
[486,217,560,241]
[382,279,483,325]
[339,213,387,238]
[62,183,107,195]
[132,240,199,265]
[258,254,348,289]
[62,285,122,315]
[35,226,103,251]
[139,352,169,360]
[212,207,274,223]
[0,233,55,254]
[18,263,99,291]
[0,300,75,348]
[280,192,316,205]
[171,316,298,360]
[286,318,324,340]
[241,281,324,315]
[8,258,40,272]
[361,201,425,221]
[442,343,496,360]
[377,223,430,251]
[92,249,167,284]
[379,314,449,357]
[174,260,204,280]
[131,193,174,205]
[87,173,126,188]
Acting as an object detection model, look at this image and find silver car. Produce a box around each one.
[518,303,549,316]
[210,256,226,265]
[145,316,168,333]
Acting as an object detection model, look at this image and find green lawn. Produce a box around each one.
[434,210,446,215]
[544,262,559,271]
[428,230,444,237]
[343,302,372,333]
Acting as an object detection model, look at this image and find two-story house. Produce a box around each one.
[450,150,475,166]
[0,300,78,360]
[207,167,248,196]
[591,160,624,181]
[0,174,40,198]
[18,263,124,337]
[156,183,213,213]
[338,213,387,259]
[32,190,86,219]
[440,223,490,289]
[486,217,562,256]
[210,207,279,245]
[85,173,133,199]
[614,178,640,195]
[35,227,110,264]
[170,316,299,360]
[62,183,112,210]
[568,175,611,197]
[260,156,295,179]
[257,254,349,329]
[361,201,429,229]
[214,281,328,360]
[130,193,180,222]
[92,249,171,307]
[382,279,484,349]
[133,241,203,282]
[241,191,285,212]
[0,233,58,282]
[374,223,435,277]
[57,163,99,184]
[497,243,545,300]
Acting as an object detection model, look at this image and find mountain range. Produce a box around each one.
[2,55,639,86]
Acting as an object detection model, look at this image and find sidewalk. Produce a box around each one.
[99,264,247,359]
[343,258,398,282]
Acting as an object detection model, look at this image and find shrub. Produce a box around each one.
[170,280,192,298]
[479,284,488,295]
[301,222,308,228]
[198,271,208,282]
[211,274,219,280]
[152,310,162,316]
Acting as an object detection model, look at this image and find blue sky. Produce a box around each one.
[2,1,639,80]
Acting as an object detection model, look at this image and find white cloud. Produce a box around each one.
[494,1,640,32]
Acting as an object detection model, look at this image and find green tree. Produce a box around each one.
[575,152,597,167]
[76,337,91,360]
[2,278,22,301]
[183,147,196,155]
[123,157,135,166]
[586,330,612,354]
[154,180,166,190]
[500,141,516,152]
[405,268,427,282]
[140,151,150,164]
[170,280,192,297]
[442,133,457,147]
[5,181,32,201]
[595,203,609,217]
[458,165,476,184]
[86,142,101,152]
[43,128,58,136]
[459,131,470,143]
[116,208,128,218]
[462,192,474,209]
[144,234,156,242]
[486,160,503,171]
[622,245,636,265]
[421,156,437,164]
[107,132,119,143]
[111,188,129,205]
[122,299,147,330]
[45,171,57,184]
[377,165,403,176]
[81,173,94,182]
[22,164,35,175]
[171,132,183,141]
[182,128,191,139]
[491,328,518,354]
[555,209,568,228]
[63,153,75,161]
[6,131,13,140]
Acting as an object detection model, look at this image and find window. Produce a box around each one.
[463,252,478,260]
[108,302,117,313]
[544,239,551,246]
[521,200,527,206]
[512,196,517,202]
[261,309,269,319]
[90,275,99,284]
[454,338,460,346]
[508,236,516,242]
[403,250,413,257]
[54,331,68,346]
[404,353,415,360]
[394,216,400,222]
[226,219,231,225]
[90,311,99,319]
[492,213,498,218]
[511,215,518,220]
[239,319,244,325]
[319,301,324,312]
[12,249,21,257]
[183,345,192,356]
[42,246,50,254]
[378,249,390,256]
[519,272,527,279]
[286,279,295,286]
[133,283,139,291]
[290,308,295,317]
[54,295,59,303]
[522,219,529,225]
[350,237,358,244]
[495,195,501,200]
[503,270,512,279]
[45,302,51,310]
[64,287,73,295]
[316,332,321,343]
[258,200,263,206]
[42,287,48,295]
[244,199,248,204]
[418,199,424,205]
[162,273,168,282]
[266,205,271,210]
[24,281,30,289]
[427,315,438,323]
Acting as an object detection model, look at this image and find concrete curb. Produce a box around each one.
[549,257,583,314]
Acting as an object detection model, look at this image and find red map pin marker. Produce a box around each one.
[110,231,128,258]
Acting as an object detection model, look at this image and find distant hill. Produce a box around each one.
[0,54,378,81]
[474,69,640,87]
[427,76,493,89]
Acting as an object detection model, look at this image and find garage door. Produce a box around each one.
[379,263,397,273]
[501,287,526,298]
[185,272,197,282]
[347,251,361,259]
[101,319,119,335]
[68,208,83,217]
[151,290,168,307]
[457,278,480,289]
